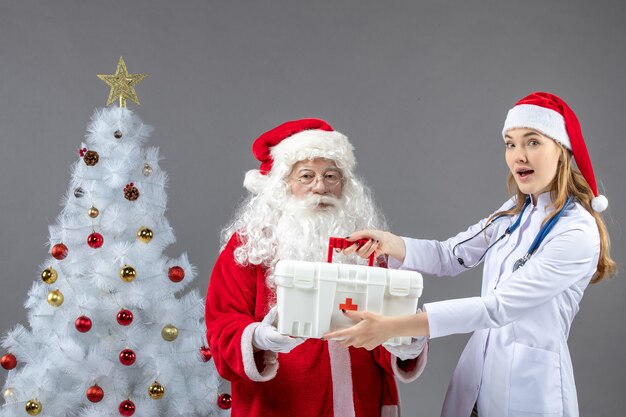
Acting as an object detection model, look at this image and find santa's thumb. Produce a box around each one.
[262,307,279,326]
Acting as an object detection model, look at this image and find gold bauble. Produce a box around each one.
[2,387,15,400]
[147,381,165,399]
[25,399,42,416]
[120,265,137,282]
[136,227,153,243]
[88,206,100,218]
[142,163,153,177]
[161,324,178,341]
[47,290,64,307]
[41,267,58,284]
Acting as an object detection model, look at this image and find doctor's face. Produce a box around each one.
[504,128,562,201]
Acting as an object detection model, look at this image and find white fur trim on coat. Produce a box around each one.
[381,405,399,417]
[241,322,279,381]
[328,340,356,417]
[502,104,572,149]
[391,342,429,383]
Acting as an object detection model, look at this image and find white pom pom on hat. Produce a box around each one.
[244,118,355,194]
[591,194,608,213]
[502,92,608,212]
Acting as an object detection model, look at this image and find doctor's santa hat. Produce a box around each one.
[502,91,608,212]
[243,118,355,194]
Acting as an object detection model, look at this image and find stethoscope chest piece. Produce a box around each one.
[512,254,530,272]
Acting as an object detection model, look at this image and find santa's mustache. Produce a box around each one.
[286,194,342,210]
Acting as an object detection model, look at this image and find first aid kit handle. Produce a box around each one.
[327,237,375,266]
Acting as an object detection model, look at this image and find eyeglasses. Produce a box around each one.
[292,170,343,186]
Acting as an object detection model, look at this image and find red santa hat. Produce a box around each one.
[243,118,355,193]
[502,92,608,212]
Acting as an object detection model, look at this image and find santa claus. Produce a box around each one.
[205,118,428,417]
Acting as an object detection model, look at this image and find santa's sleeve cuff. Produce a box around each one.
[391,342,428,383]
[241,322,279,382]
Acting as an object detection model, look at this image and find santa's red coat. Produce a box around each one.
[205,235,428,417]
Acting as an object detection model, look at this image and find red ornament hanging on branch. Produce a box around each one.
[217,393,232,410]
[1,353,17,370]
[199,346,212,362]
[117,309,133,326]
[51,243,68,260]
[86,384,104,403]
[87,232,104,249]
[168,266,185,283]
[119,399,135,416]
[75,316,92,333]
[119,349,136,366]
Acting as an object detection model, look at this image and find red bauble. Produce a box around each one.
[217,393,232,410]
[86,384,104,403]
[116,309,133,326]
[75,316,92,333]
[119,400,135,416]
[199,346,212,362]
[119,349,136,366]
[167,266,185,283]
[1,353,17,370]
[51,243,68,260]
[87,232,104,249]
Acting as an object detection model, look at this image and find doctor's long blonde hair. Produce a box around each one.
[489,143,616,283]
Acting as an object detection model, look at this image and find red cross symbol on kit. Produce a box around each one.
[339,298,359,311]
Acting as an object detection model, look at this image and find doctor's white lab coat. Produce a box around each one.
[391,193,600,417]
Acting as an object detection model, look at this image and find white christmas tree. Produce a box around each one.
[0,57,230,417]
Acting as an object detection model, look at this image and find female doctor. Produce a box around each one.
[325,92,616,417]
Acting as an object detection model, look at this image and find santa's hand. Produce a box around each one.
[344,230,406,263]
[253,307,305,353]
[383,336,427,360]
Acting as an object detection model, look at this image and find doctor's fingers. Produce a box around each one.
[340,238,375,256]
[346,230,384,243]
[356,239,379,259]
[323,327,353,340]
[336,334,378,350]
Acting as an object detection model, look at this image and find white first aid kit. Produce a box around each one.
[275,237,424,346]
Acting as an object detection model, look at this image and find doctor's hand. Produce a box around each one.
[323,310,429,351]
[253,307,305,353]
[323,310,398,350]
[343,230,406,263]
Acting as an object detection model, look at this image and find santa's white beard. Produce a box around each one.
[275,195,349,262]
[268,194,366,288]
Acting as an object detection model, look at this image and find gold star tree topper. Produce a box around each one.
[97,56,147,107]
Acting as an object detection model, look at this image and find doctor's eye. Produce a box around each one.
[505,142,515,149]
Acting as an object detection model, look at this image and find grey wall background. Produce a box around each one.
[1,0,624,415]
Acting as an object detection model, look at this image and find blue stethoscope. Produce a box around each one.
[452,195,574,272]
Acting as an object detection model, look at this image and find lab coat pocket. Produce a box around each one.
[509,343,563,416]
